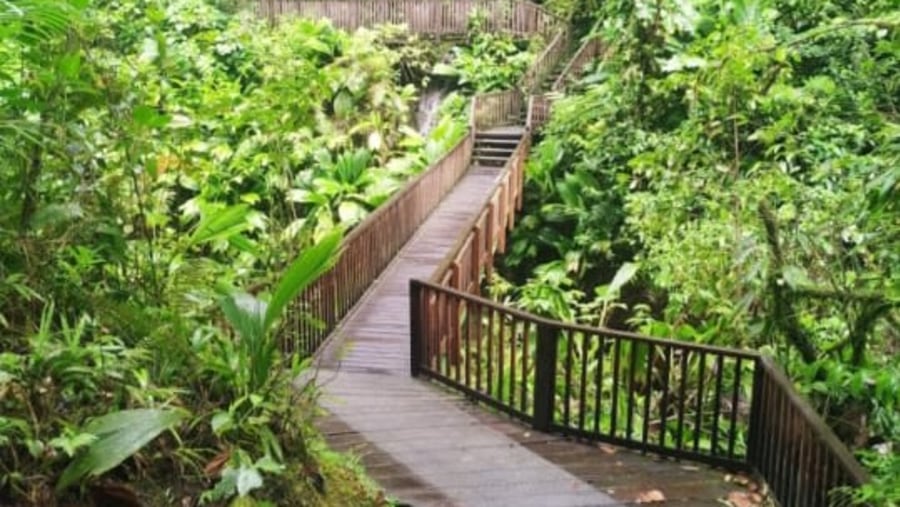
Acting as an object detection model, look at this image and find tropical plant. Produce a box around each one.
[497,0,899,497]
[0,0,459,502]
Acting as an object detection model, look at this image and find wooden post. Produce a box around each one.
[409,280,424,377]
[746,357,765,464]
[526,95,534,130]
[533,322,558,431]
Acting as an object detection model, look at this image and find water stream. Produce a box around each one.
[415,81,450,136]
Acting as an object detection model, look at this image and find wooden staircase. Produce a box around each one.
[473,130,523,167]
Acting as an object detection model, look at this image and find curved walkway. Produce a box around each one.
[314,158,733,506]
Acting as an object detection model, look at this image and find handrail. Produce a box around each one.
[409,81,870,507]
[523,35,603,131]
[429,129,528,288]
[521,26,570,93]
[257,0,559,38]
[525,94,552,130]
[551,35,602,91]
[748,356,868,506]
[259,2,869,503]
[472,90,525,131]
[281,131,473,357]
[411,278,760,469]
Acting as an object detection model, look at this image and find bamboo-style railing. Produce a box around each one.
[256,0,557,37]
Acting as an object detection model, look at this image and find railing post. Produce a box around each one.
[526,95,534,130]
[533,322,558,431]
[746,357,765,466]
[410,280,424,377]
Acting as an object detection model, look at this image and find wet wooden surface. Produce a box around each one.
[314,161,744,506]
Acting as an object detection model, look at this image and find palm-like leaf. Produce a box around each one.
[57,409,185,491]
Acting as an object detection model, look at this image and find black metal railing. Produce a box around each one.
[411,280,870,505]
[411,280,758,470]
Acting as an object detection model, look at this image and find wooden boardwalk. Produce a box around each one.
[314,161,736,506]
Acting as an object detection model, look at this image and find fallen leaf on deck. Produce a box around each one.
[635,489,666,503]
[725,473,752,486]
[598,444,618,454]
[724,490,764,507]
[681,465,700,471]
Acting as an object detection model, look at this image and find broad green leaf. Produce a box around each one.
[302,37,331,55]
[57,52,80,79]
[132,105,170,129]
[57,409,184,490]
[218,464,263,498]
[189,204,251,247]
[264,230,342,329]
[608,262,638,294]
[333,91,353,118]
[253,455,284,474]
[219,292,266,343]
[337,201,367,224]
[211,412,233,435]
[782,265,812,289]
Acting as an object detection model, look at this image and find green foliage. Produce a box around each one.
[500,0,899,492]
[0,0,454,503]
[433,23,537,92]
[57,409,185,490]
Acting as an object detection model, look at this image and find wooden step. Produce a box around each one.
[475,137,520,145]
[473,155,510,166]
[475,131,522,140]
[475,140,519,149]
[474,147,515,157]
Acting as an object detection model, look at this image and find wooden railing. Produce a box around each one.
[521,26,570,93]
[430,131,528,293]
[260,2,869,503]
[256,0,557,38]
[281,132,473,356]
[525,94,552,130]
[471,90,526,131]
[408,124,870,506]
[551,36,602,91]
[525,36,603,130]
[412,281,759,469]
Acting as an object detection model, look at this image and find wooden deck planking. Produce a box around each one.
[314,162,740,506]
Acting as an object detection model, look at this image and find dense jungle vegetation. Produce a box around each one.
[501,0,898,503]
[0,0,543,504]
[2,0,897,503]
